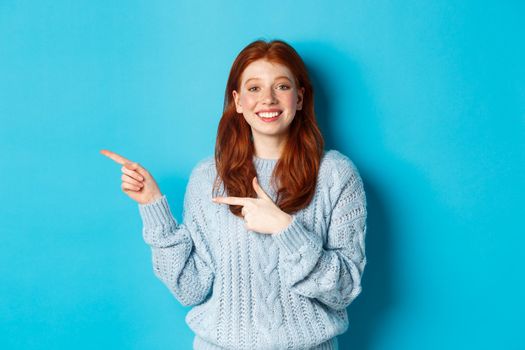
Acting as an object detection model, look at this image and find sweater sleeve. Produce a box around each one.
[138,161,215,307]
[273,157,367,311]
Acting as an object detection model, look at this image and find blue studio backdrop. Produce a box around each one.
[1,1,524,349]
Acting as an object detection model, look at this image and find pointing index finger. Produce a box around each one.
[100,149,132,165]
[212,196,249,206]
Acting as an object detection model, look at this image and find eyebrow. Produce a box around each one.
[244,76,292,85]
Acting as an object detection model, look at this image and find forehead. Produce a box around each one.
[240,59,294,82]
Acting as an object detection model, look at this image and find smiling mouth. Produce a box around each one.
[256,111,282,122]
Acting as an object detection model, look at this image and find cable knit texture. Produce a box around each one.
[138,149,367,350]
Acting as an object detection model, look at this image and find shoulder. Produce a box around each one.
[187,155,216,186]
[320,149,363,188]
[192,155,216,174]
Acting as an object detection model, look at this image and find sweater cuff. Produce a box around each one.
[138,195,177,228]
[273,215,322,255]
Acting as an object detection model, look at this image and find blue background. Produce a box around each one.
[1,1,524,349]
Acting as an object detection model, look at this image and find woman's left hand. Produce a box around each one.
[212,177,292,235]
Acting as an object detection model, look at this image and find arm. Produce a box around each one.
[273,158,367,311]
[138,162,215,307]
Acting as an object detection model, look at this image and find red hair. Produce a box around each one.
[213,39,324,217]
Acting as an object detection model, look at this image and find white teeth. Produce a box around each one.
[257,111,281,118]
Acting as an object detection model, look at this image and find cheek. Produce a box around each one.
[283,93,298,109]
[240,95,256,108]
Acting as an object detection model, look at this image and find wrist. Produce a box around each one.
[274,213,293,234]
[144,193,163,205]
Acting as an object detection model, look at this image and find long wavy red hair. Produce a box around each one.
[213,39,324,217]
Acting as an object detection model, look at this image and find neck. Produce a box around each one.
[252,132,287,160]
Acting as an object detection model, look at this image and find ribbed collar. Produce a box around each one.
[253,155,278,175]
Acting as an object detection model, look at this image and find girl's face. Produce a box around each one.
[232,59,304,141]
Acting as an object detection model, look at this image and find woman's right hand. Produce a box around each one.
[100,149,163,205]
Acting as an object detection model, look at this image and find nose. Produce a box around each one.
[261,88,277,104]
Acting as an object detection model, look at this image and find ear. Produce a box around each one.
[232,90,243,113]
[297,87,305,110]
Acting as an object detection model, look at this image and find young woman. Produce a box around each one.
[101,39,367,350]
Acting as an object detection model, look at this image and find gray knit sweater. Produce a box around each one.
[138,149,367,350]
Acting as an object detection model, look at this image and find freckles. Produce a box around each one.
[284,96,297,107]
[241,95,256,106]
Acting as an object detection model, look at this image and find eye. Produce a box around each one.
[248,86,259,92]
[277,84,291,90]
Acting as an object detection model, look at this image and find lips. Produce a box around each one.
[257,112,281,123]
[256,110,282,119]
